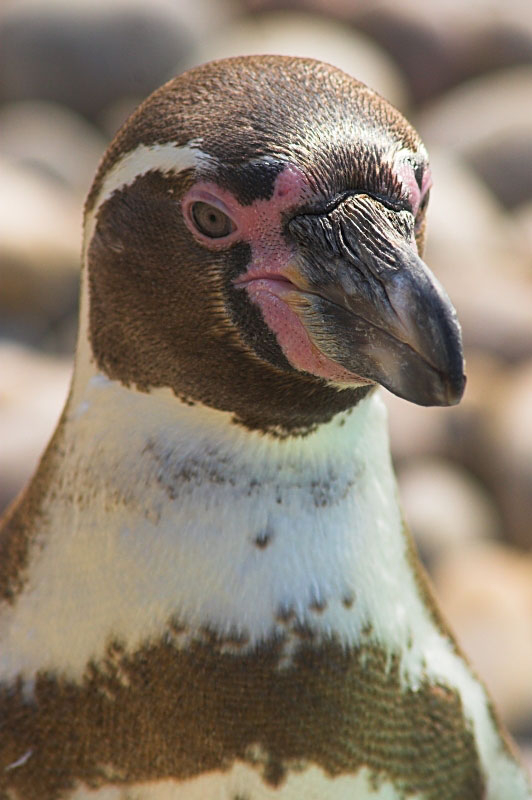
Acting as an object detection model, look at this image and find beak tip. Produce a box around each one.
[443,371,467,407]
[389,363,466,408]
[416,366,466,407]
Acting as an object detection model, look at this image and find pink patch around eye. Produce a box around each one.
[182,189,240,247]
[181,163,311,252]
[420,167,433,203]
[245,277,371,385]
[182,165,370,385]
[393,155,432,217]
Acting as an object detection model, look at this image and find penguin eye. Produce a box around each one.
[190,202,235,238]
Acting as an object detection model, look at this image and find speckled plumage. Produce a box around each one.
[0,55,530,800]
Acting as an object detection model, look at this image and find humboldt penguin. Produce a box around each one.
[0,55,529,800]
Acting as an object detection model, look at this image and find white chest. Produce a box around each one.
[0,382,422,680]
[0,378,529,800]
[67,765,424,800]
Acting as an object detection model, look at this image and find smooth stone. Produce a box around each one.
[418,67,532,209]
[0,100,106,195]
[388,354,532,553]
[433,541,532,731]
[515,200,532,261]
[467,127,532,210]
[398,457,499,567]
[351,1,476,104]
[0,0,202,121]
[383,390,449,463]
[418,66,532,153]
[0,342,72,513]
[186,11,409,109]
[0,159,80,345]
[486,361,532,550]
[422,150,532,363]
[471,11,532,78]
[385,352,513,522]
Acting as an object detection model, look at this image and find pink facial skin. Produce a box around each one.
[393,153,432,219]
[182,164,369,385]
[182,164,382,386]
[242,278,372,384]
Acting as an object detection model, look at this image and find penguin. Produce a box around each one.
[0,55,529,800]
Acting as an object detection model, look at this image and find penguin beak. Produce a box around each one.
[286,193,466,406]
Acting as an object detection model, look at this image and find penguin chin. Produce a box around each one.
[240,275,371,388]
[291,289,465,407]
[241,273,463,407]
[236,190,465,407]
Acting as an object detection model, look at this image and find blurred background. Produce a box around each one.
[1,0,532,772]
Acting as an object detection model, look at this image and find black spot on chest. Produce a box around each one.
[253,531,272,549]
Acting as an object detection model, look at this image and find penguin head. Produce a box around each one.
[83,55,465,434]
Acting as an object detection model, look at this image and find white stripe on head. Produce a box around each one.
[76,140,214,388]
[67,764,427,799]
[83,140,213,259]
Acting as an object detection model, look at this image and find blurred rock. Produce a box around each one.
[438,352,506,470]
[384,390,448,464]
[384,353,507,471]
[0,100,105,196]
[486,361,532,550]
[453,276,532,364]
[433,541,532,732]
[515,200,532,261]
[0,0,232,125]
[387,353,532,552]
[0,342,72,513]
[398,458,499,567]
[188,10,409,109]
[352,2,474,105]
[419,66,532,152]
[0,159,80,350]
[423,150,532,363]
[468,129,532,210]
[521,745,532,781]
[385,352,505,486]
[418,67,532,209]
[471,10,532,78]
[243,1,532,105]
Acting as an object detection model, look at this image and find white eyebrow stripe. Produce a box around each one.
[77,140,214,382]
[98,140,211,206]
[83,140,213,260]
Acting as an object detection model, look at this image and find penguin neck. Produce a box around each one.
[5,357,527,799]
[41,342,442,675]
[1,331,452,687]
